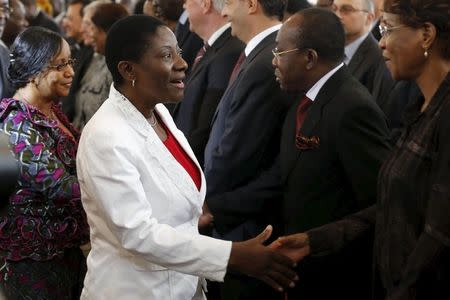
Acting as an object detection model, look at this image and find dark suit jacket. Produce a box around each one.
[61,45,94,121]
[175,19,202,76]
[173,28,244,167]
[281,66,391,299]
[348,33,394,110]
[204,31,296,241]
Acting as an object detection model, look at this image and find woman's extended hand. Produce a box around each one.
[228,225,298,292]
[268,233,311,263]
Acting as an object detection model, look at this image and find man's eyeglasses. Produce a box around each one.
[272,48,300,59]
[48,58,77,72]
[378,24,407,38]
[331,4,369,15]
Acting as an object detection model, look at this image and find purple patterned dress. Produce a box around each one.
[0,98,89,299]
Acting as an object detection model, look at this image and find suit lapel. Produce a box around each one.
[234,31,277,80]
[281,67,348,182]
[154,105,206,200]
[110,87,205,209]
[211,31,277,124]
[187,28,232,82]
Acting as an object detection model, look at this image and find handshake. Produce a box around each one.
[199,204,311,292]
[227,225,311,292]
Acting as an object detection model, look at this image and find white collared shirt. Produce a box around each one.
[208,23,231,46]
[306,63,344,101]
[179,10,188,25]
[344,31,370,64]
[244,24,282,57]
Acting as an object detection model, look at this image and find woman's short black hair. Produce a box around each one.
[384,0,450,59]
[105,15,165,86]
[8,26,64,90]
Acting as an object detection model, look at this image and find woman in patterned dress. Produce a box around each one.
[0,27,89,299]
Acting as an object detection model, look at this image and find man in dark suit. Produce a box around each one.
[333,0,394,108]
[203,0,296,298]
[173,0,243,168]
[272,8,391,299]
[175,11,203,76]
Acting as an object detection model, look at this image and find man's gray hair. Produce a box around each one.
[362,0,374,13]
[212,0,225,13]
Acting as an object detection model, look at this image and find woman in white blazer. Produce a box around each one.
[76,15,297,299]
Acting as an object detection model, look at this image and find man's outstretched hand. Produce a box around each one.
[228,225,299,292]
[268,233,311,263]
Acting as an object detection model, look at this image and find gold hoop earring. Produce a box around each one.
[132,79,135,87]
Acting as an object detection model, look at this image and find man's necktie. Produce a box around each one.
[295,95,313,134]
[192,43,209,70]
[229,51,246,83]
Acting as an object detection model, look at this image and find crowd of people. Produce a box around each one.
[0,0,448,299]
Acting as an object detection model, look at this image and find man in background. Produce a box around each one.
[332,0,393,109]
[173,0,243,167]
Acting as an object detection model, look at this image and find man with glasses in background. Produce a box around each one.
[203,0,297,298]
[0,0,13,99]
[331,0,394,112]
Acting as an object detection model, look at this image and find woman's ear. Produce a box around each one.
[117,61,136,83]
[30,74,41,87]
[421,22,436,51]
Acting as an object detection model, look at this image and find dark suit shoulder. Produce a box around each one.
[321,68,373,104]
[207,35,244,73]
[320,68,386,123]
[339,72,376,105]
[348,34,386,82]
[348,36,394,108]
[354,34,383,64]
[239,45,277,84]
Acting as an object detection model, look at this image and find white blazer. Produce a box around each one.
[77,85,232,300]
